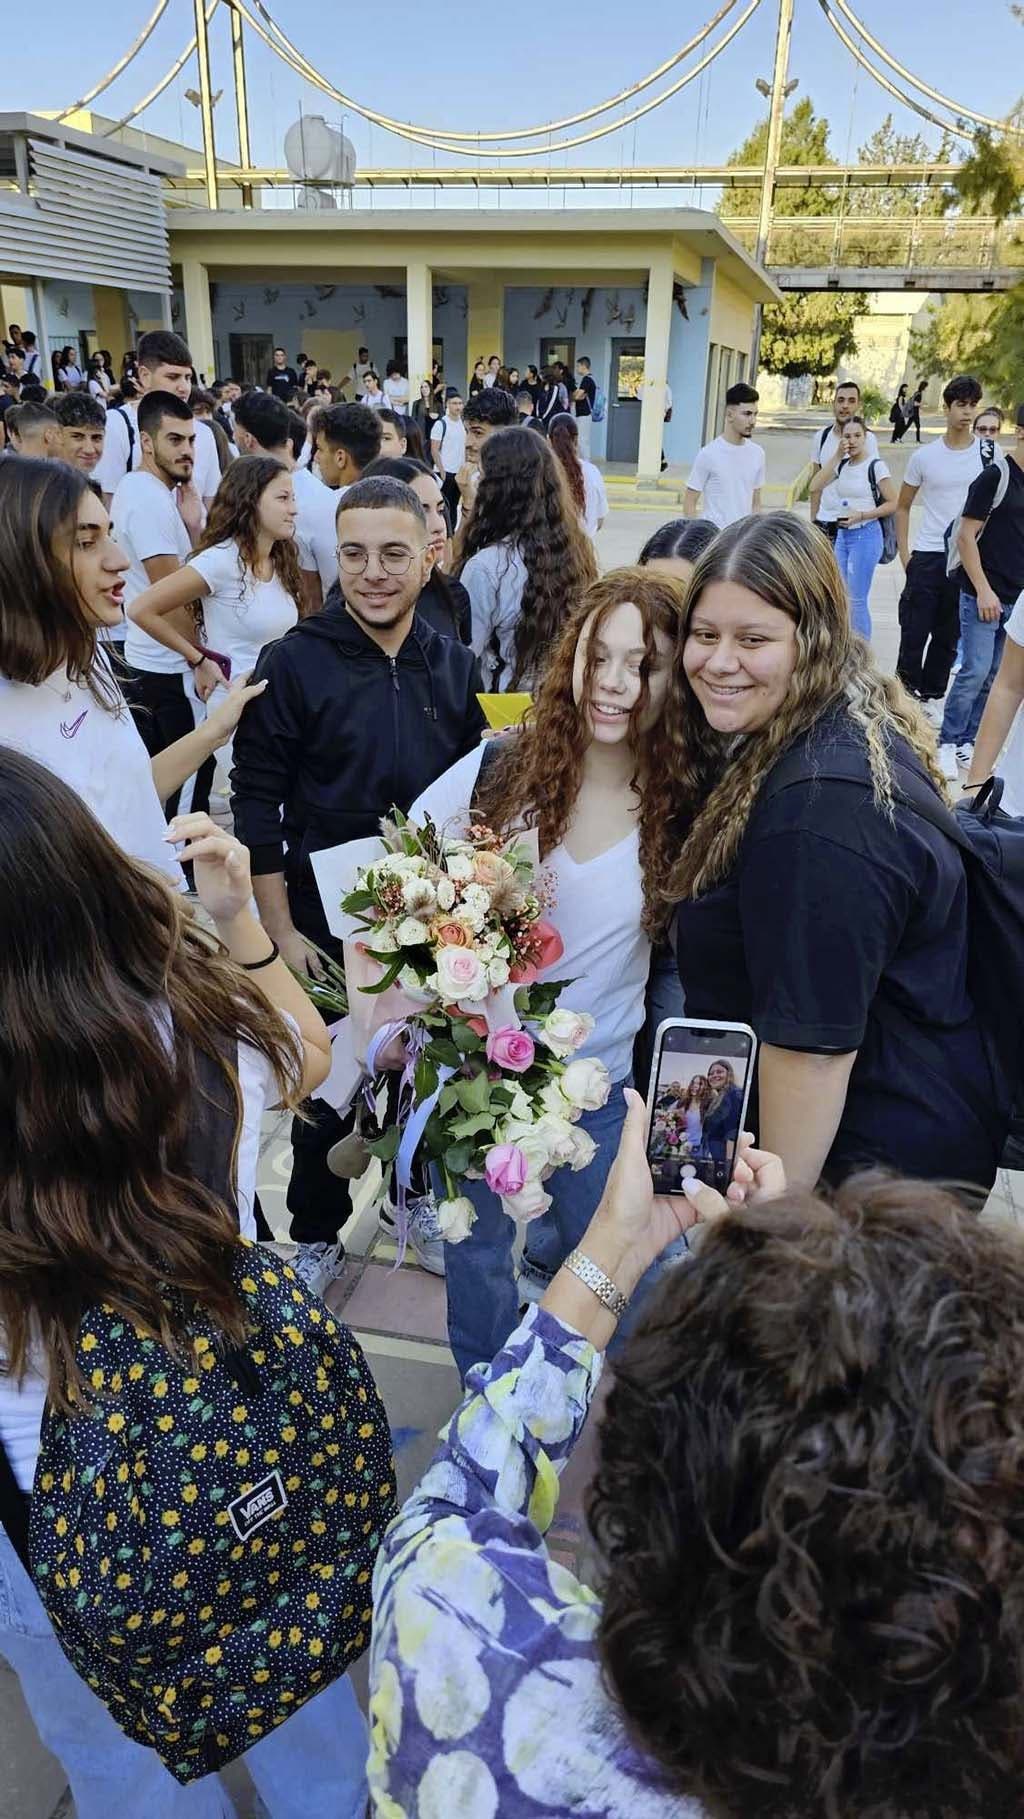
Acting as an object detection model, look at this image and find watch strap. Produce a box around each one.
[562,1249,630,1321]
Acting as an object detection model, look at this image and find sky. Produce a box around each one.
[6,0,1022,194]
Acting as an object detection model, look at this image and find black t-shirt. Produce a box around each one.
[961,456,1024,605]
[266,366,299,400]
[575,373,596,418]
[673,708,997,1187]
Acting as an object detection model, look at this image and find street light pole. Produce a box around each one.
[749,0,794,378]
[193,0,219,209]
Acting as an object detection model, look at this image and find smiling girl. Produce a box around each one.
[410,567,688,1379]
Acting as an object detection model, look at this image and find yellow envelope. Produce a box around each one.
[478,692,532,730]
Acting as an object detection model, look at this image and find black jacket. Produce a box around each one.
[231,592,485,938]
[415,572,471,644]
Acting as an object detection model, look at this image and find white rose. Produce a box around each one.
[507,1086,534,1123]
[377,853,424,880]
[435,878,456,912]
[560,1056,612,1112]
[401,876,437,917]
[487,957,510,988]
[565,1125,597,1171]
[534,1113,578,1169]
[500,1179,552,1223]
[369,922,398,955]
[396,915,430,947]
[500,1119,552,1182]
[539,1078,582,1123]
[446,853,475,884]
[436,1196,477,1243]
[539,1007,595,1060]
[434,945,489,1003]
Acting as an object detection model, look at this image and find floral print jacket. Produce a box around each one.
[368,1305,703,1817]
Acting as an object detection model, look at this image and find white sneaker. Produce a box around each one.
[956,742,974,769]
[938,742,960,782]
[378,1199,447,1276]
[289,1239,348,1298]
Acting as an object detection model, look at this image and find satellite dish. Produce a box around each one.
[284,116,356,187]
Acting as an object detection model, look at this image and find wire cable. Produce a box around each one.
[816,1,972,143]
[57,0,171,119]
[101,0,220,137]
[244,0,746,143]
[827,0,1023,136]
[227,0,763,159]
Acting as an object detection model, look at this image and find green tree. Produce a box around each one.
[719,95,839,223]
[758,291,866,379]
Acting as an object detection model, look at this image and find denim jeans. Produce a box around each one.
[0,1527,368,1819]
[834,519,883,639]
[442,1080,688,1380]
[939,591,1012,745]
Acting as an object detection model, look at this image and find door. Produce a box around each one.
[229,332,274,387]
[539,335,575,375]
[606,338,645,464]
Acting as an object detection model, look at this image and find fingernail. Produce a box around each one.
[681,1178,704,1201]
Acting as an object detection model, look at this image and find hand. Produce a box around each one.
[845,510,864,528]
[977,584,1002,625]
[203,675,268,748]
[456,463,477,507]
[676,1134,787,1229]
[275,926,326,980]
[582,1088,696,1297]
[192,655,226,703]
[164,814,253,924]
[176,480,205,542]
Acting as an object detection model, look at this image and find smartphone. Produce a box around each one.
[200,647,232,682]
[645,1018,757,1195]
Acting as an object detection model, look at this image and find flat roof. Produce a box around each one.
[2,112,184,179]
[169,205,779,302]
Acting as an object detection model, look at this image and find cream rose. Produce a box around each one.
[534,1113,578,1169]
[538,1007,595,1060]
[435,945,489,1003]
[500,1119,552,1182]
[539,1078,582,1123]
[435,1196,477,1243]
[500,1178,552,1222]
[560,1056,611,1112]
[486,957,511,988]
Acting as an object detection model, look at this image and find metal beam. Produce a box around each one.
[229,3,252,208]
[169,161,963,191]
[192,0,219,209]
[751,0,794,374]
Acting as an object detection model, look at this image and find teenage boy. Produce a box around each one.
[53,391,106,477]
[4,401,61,459]
[516,389,547,436]
[895,373,985,705]
[94,329,220,511]
[431,388,467,528]
[937,401,1024,780]
[685,383,765,528]
[810,380,878,540]
[113,392,218,820]
[231,476,486,1292]
[266,346,300,400]
[573,354,597,460]
[458,385,519,511]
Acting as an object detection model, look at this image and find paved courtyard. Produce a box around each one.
[5,422,1020,1817]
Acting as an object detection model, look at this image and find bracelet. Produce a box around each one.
[240,939,280,971]
[186,650,205,669]
[561,1249,630,1322]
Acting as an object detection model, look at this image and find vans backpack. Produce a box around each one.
[944,438,1009,581]
[1,1045,396,1786]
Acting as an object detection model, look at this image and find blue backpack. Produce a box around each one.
[591,383,607,424]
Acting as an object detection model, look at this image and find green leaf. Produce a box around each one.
[437,1083,460,1115]
[366,1125,401,1163]
[343,888,376,911]
[359,954,406,996]
[451,1021,483,1054]
[450,1112,499,1140]
[414,1057,439,1103]
[442,1141,474,1175]
[455,1068,491,1116]
[425,1038,462,1069]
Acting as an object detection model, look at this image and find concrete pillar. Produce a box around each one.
[30,278,53,390]
[92,286,132,367]
[181,260,216,386]
[637,253,674,482]
[465,277,504,390]
[405,260,433,399]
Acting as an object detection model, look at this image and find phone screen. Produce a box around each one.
[646,1021,756,1195]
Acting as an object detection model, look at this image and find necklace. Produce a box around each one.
[40,673,73,703]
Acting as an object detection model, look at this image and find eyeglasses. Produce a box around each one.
[336,544,419,577]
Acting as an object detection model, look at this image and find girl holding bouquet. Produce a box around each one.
[410,567,687,1379]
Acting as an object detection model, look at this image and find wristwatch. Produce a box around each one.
[562,1249,630,1321]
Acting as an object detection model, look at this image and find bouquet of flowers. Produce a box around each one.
[339,811,610,1244]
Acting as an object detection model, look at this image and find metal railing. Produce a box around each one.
[726,216,1024,273]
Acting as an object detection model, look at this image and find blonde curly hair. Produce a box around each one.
[664,512,946,901]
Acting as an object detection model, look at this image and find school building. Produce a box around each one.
[3,113,777,480]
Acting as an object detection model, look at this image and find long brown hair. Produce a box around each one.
[191,454,306,615]
[453,428,597,689]
[548,411,587,518]
[665,512,946,900]
[0,750,303,1412]
[474,568,688,934]
[0,457,119,707]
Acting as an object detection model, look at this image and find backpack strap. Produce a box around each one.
[818,425,831,458]
[762,737,971,858]
[110,405,136,466]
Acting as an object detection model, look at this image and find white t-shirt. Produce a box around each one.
[996,590,1024,818]
[189,540,298,680]
[581,460,608,537]
[431,414,467,475]
[904,437,988,554]
[411,744,649,1086]
[462,540,529,691]
[0,1032,282,1491]
[383,376,410,409]
[114,470,193,673]
[811,423,879,469]
[293,465,340,596]
[686,436,766,528]
[819,455,891,525]
[95,406,221,504]
[362,391,388,412]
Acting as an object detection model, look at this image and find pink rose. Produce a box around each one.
[485,1026,536,1074]
[484,1143,528,1196]
[435,946,488,1004]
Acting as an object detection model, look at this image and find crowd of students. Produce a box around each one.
[1,317,1024,1816]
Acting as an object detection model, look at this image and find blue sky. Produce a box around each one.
[8,0,1023,181]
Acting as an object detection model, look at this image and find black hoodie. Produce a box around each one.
[231,590,485,941]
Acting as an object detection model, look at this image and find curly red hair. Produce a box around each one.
[474,567,689,934]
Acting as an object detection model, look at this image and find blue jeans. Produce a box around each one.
[834,519,883,639]
[0,1527,368,1819]
[940,592,1012,745]
[443,1081,687,1380]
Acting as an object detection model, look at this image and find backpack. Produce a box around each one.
[0,1046,396,1786]
[110,404,136,469]
[836,456,897,565]
[763,744,1024,1168]
[944,439,1009,581]
[591,384,607,424]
